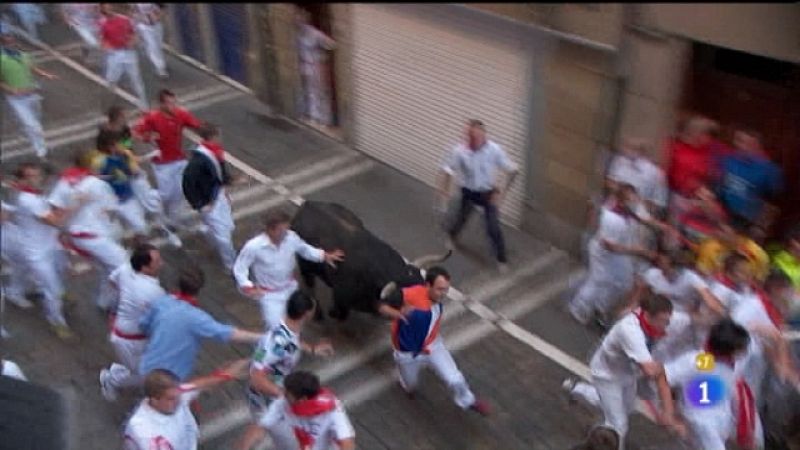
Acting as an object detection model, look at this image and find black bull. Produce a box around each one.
[291,201,451,320]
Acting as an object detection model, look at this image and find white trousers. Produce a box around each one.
[71,235,128,309]
[6,93,47,158]
[136,22,166,76]
[104,49,147,110]
[117,197,148,235]
[71,23,99,48]
[258,399,302,450]
[152,160,189,227]
[394,338,476,409]
[569,243,634,324]
[572,379,636,450]
[300,63,331,126]
[18,249,68,325]
[200,189,236,272]
[1,232,29,300]
[107,333,147,389]
[258,285,297,331]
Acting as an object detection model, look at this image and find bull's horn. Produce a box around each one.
[380,281,397,300]
[410,249,453,270]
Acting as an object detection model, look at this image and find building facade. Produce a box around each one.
[163,3,800,254]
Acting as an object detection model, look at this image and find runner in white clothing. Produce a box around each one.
[664,319,761,450]
[236,291,335,450]
[123,360,249,450]
[130,3,167,78]
[48,151,128,313]
[569,185,653,326]
[10,162,73,338]
[253,371,355,450]
[100,244,166,401]
[61,3,101,60]
[233,209,344,330]
[565,294,685,449]
[0,200,30,313]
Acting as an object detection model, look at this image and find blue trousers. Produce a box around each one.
[447,188,507,263]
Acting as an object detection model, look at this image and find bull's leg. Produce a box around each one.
[328,288,351,321]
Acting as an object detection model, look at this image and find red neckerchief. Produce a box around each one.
[633,308,666,339]
[61,167,91,186]
[172,291,199,307]
[290,388,338,448]
[201,140,226,162]
[705,342,758,448]
[715,273,742,293]
[290,388,337,417]
[12,182,42,195]
[610,199,634,219]
[753,286,784,328]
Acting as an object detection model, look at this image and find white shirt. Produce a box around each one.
[234,231,325,291]
[709,280,752,313]
[730,293,774,394]
[110,263,166,335]
[1,201,21,260]
[124,388,200,450]
[260,396,355,450]
[1,359,27,381]
[641,267,708,313]
[297,24,328,67]
[13,190,59,256]
[607,155,668,208]
[651,310,696,363]
[665,350,738,444]
[131,3,161,25]
[589,313,653,383]
[62,3,99,27]
[48,175,119,236]
[441,140,517,192]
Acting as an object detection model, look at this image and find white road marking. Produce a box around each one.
[1,83,233,151]
[198,261,574,443]
[1,90,244,160]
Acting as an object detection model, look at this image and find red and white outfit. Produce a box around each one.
[569,310,662,448]
[123,384,200,450]
[134,107,202,228]
[48,168,128,310]
[259,388,355,450]
[99,12,147,110]
[101,262,166,394]
[12,184,68,326]
[233,231,325,330]
[665,349,763,450]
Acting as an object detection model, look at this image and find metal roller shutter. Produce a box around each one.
[349,4,533,226]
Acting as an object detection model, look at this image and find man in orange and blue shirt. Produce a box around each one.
[378,266,490,415]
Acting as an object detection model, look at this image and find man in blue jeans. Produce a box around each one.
[438,120,518,272]
[718,128,783,229]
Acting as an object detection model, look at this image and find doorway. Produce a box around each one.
[682,42,800,237]
[294,3,340,136]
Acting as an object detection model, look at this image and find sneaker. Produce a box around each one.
[99,369,118,402]
[469,399,491,416]
[6,295,34,309]
[562,378,579,405]
[50,323,75,340]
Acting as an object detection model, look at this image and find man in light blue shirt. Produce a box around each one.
[138,266,263,381]
[439,120,518,272]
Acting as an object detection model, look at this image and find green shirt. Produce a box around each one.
[0,49,35,91]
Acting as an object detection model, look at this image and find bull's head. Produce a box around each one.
[379,249,453,300]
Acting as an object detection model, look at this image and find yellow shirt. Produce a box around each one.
[696,237,769,282]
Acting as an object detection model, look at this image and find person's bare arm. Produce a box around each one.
[230,328,264,344]
[696,286,726,317]
[654,371,687,437]
[337,438,356,450]
[182,359,249,392]
[32,66,57,80]
[438,170,453,206]
[249,366,283,398]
